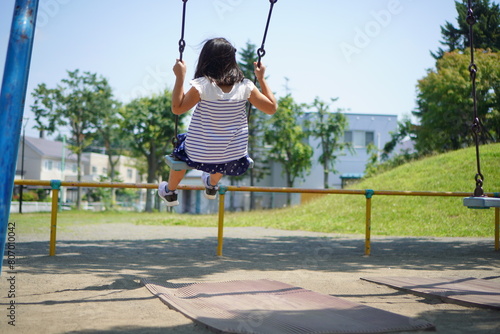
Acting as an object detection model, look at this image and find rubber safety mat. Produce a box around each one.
[142,278,434,334]
[362,276,500,310]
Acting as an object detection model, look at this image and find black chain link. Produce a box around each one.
[178,0,188,61]
[172,0,188,149]
[256,0,277,66]
[248,0,278,122]
[466,0,485,197]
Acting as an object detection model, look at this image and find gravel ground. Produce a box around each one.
[1,223,499,333]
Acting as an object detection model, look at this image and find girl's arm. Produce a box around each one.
[248,62,277,115]
[172,60,200,115]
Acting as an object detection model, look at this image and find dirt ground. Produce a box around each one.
[1,222,499,333]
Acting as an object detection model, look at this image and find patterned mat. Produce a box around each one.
[362,276,500,310]
[142,278,434,334]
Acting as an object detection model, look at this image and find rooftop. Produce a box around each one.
[25,136,78,161]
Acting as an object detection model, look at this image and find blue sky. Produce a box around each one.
[0,0,487,138]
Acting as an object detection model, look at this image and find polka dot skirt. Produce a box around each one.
[172,133,252,176]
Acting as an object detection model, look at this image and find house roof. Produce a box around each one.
[25,136,78,161]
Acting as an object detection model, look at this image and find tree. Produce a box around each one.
[432,0,500,59]
[264,95,313,205]
[413,49,500,154]
[120,90,184,212]
[237,41,271,209]
[91,102,136,208]
[381,116,417,160]
[31,69,115,209]
[307,97,352,188]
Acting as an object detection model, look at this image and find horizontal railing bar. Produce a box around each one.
[13,179,497,198]
[221,186,477,197]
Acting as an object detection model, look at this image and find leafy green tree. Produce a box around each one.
[381,116,417,160]
[364,143,380,178]
[413,49,500,153]
[432,0,500,59]
[237,41,271,209]
[364,146,420,179]
[94,103,124,180]
[31,69,115,209]
[120,90,184,212]
[264,95,313,205]
[487,109,500,139]
[307,97,352,188]
[91,102,137,208]
[84,175,117,210]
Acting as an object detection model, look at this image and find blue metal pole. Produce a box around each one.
[0,0,39,274]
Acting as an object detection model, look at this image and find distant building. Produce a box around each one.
[314,113,400,188]
[16,136,79,181]
[15,136,145,206]
[245,113,402,209]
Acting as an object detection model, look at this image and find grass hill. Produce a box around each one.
[220,143,500,237]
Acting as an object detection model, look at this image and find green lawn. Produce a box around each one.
[9,144,500,238]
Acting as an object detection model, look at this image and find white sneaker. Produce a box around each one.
[158,181,179,207]
[201,172,218,200]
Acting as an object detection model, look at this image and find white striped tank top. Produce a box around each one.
[185,77,255,164]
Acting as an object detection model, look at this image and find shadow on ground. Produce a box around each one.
[16,234,499,278]
[9,233,500,334]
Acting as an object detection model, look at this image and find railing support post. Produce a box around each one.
[217,186,228,256]
[495,207,499,251]
[49,180,61,256]
[365,189,374,256]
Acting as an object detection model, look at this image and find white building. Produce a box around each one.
[15,136,145,206]
[17,136,79,181]
[306,112,399,189]
[241,113,399,210]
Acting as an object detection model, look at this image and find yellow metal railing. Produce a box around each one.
[13,179,500,257]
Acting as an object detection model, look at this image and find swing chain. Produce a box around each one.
[178,0,188,61]
[255,0,277,67]
[178,40,186,60]
[172,0,189,149]
[466,0,484,197]
[247,0,278,123]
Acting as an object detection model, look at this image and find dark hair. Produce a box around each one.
[194,38,244,85]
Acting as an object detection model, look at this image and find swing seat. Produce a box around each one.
[463,196,500,209]
[165,154,254,172]
[165,154,194,171]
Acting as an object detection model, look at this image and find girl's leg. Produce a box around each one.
[168,170,187,190]
[209,172,223,186]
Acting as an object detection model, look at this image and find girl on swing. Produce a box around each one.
[158,37,277,206]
